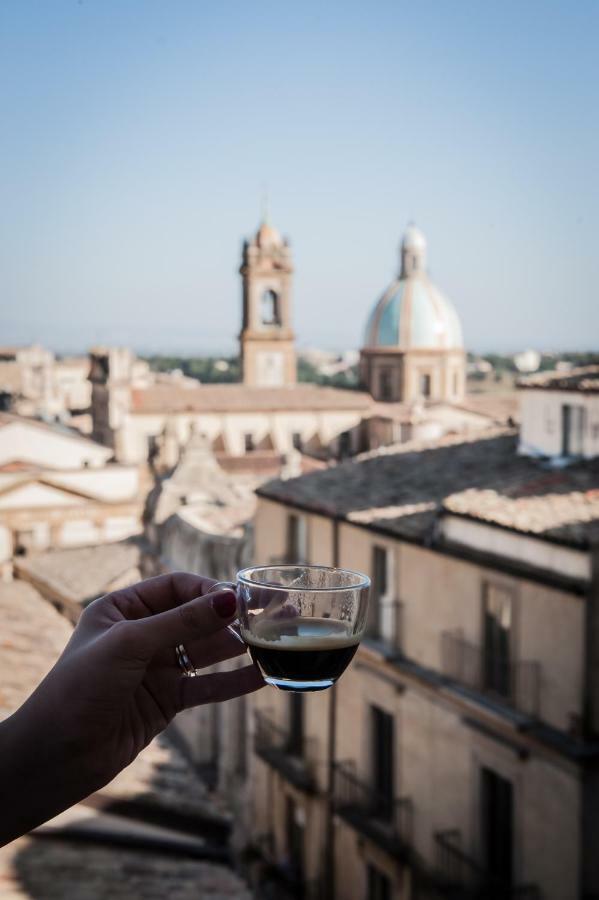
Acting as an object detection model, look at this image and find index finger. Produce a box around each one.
[110,572,218,620]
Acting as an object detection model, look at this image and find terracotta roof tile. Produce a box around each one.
[518,366,599,393]
[15,541,142,607]
[258,429,599,548]
[0,581,72,719]
[0,839,251,899]
[456,391,519,423]
[131,383,371,414]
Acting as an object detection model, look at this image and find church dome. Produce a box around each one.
[363,226,463,350]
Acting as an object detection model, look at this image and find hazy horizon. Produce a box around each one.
[7,340,599,361]
[1,1,597,355]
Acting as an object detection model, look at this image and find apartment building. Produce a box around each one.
[245,370,599,900]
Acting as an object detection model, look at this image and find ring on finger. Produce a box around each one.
[175,643,198,677]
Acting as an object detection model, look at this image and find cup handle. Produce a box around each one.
[210,581,245,645]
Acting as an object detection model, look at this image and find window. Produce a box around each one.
[379,368,393,401]
[453,370,460,396]
[338,430,351,459]
[244,433,255,453]
[286,513,307,563]
[367,864,392,900]
[483,584,513,698]
[148,435,159,461]
[287,693,304,756]
[561,404,585,456]
[370,705,394,821]
[481,767,513,886]
[292,431,303,451]
[419,372,431,397]
[366,546,388,638]
[285,796,305,881]
[261,289,280,325]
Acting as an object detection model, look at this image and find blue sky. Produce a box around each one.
[0,0,597,354]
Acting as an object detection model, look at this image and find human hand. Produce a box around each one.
[0,573,263,845]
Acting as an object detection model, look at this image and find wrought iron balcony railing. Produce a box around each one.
[435,830,541,899]
[332,761,412,858]
[249,832,328,900]
[441,631,541,719]
[254,710,319,794]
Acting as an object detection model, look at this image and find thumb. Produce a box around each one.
[121,588,238,654]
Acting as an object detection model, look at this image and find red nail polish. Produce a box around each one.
[212,590,237,619]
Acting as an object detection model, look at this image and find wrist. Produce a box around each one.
[0,701,109,846]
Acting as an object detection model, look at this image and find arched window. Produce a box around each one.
[419,373,432,398]
[379,368,393,401]
[261,289,280,325]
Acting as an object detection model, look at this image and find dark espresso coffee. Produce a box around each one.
[244,618,360,691]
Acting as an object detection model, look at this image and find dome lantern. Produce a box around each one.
[400,223,427,277]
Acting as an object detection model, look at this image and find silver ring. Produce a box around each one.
[176,643,198,677]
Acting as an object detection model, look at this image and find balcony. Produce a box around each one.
[248,833,328,900]
[363,598,403,657]
[441,631,540,718]
[332,761,413,858]
[254,710,318,794]
[259,873,328,900]
[435,830,541,899]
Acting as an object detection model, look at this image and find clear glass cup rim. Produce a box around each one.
[237,563,371,593]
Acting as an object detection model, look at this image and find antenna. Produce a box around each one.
[261,185,269,224]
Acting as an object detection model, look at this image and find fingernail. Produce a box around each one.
[212,589,237,619]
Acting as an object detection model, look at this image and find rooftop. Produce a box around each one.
[456,391,519,424]
[366,393,518,426]
[0,840,252,900]
[0,411,110,449]
[132,383,371,414]
[518,365,599,393]
[255,220,283,249]
[149,432,259,531]
[258,429,599,549]
[15,540,142,609]
[0,581,72,719]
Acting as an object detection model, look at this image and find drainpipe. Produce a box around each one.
[584,527,599,738]
[582,530,599,895]
[324,518,340,898]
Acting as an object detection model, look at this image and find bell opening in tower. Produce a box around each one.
[261,289,280,326]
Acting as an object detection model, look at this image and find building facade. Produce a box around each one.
[245,384,599,900]
[518,366,599,460]
[0,344,91,426]
[0,413,143,569]
[142,430,258,814]
[360,226,466,405]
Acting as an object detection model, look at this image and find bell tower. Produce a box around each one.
[239,219,296,387]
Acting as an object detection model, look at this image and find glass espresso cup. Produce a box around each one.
[217,565,370,692]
